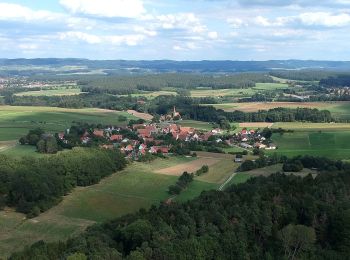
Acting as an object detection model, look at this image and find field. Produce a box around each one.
[179,120,214,131]
[0,106,137,142]
[128,91,177,99]
[271,122,350,131]
[0,154,234,257]
[14,88,82,97]
[190,83,288,98]
[239,122,274,128]
[207,101,350,120]
[269,131,350,159]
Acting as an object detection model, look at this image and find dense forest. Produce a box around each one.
[320,75,350,88]
[78,73,273,95]
[11,159,350,259]
[0,148,127,217]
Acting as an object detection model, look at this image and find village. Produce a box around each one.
[57,107,277,161]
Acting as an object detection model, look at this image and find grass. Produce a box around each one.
[0,106,138,141]
[14,88,82,97]
[180,120,214,131]
[271,122,350,131]
[0,157,218,257]
[269,131,350,159]
[1,145,45,158]
[253,83,289,90]
[127,91,177,99]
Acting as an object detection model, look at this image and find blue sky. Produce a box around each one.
[0,0,350,60]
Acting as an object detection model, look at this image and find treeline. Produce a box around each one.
[320,75,350,87]
[0,148,127,217]
[4,93,142,111]
[269,70,342,81]
[78,73,273,95]
[150,96,335,123]
[11,168,350,259]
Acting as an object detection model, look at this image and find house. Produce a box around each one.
[240,143,252,149]
[255,142,267,149]
[179,127,195,134]
[93,129,104,138]
[125,145,134,152]
[211,128,222,135]
[137,129,152,138]
[149,146,169,154]
[266,144,277,150]
[58,132,65,140]
[81,136,91,144]
[110,135,123,142]
[122,138,129,143]
[241,129,248,135]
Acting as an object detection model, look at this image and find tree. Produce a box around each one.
[45,136,58,154]
[36,139,46,153]
[279,224,316,260]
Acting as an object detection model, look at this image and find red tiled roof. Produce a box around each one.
[110,135,123,141]
[93,129,104,137]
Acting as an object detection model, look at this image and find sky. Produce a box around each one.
[0,0,350,60]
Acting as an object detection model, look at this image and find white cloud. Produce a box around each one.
[227,18,246,29]
[59,31,102,44]
[0,3,63,21]
[299,12,350,27]
[208,31,219,39]
[18,43,38,50]
[108,34,145,46]
[133,26,157,37]
[155,13,207,33]
[59,0,145,18]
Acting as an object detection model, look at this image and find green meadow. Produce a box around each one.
[0,106,137,141]
[0,156,222,258]
[269,131,350,159]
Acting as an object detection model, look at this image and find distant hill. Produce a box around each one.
[0,59,350,76]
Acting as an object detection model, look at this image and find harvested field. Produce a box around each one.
[211,102,328,112]
[127,110,153,121]
[155,157,220,176]
[195,151,234,160]
[239,122,274,128]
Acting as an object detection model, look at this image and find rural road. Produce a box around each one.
[218,172,236,191]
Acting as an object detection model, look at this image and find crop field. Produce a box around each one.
[14,88,82,97]
[0,106,137,141]
[253,83,289,90]
[271,122,350,131]
[0,156,221,258]
[239,122,274,128]
[190,83,289,98]
[269,131,350,159]
[207,101,350,119]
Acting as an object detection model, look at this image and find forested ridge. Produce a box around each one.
[78,73,273,95]
[0,148,127,217]
[10,167,350,259]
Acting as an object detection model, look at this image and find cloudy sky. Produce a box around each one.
[0,0,350,60]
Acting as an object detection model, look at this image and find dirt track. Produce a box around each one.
[155,157,220,176]
[127,110,153,121]
[239,122,274,128]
